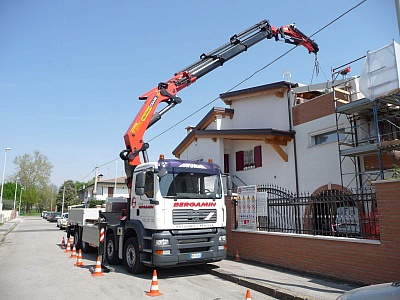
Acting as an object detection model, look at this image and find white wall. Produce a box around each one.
[83,184,129,203]
[180,137,224,167]
[176,82,362,194]
[228,140,296,191]
[294,114,356,192]
[228,93,290,130]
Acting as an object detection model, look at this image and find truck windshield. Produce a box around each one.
[159,170,222,199]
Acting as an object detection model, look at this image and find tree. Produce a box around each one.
[23,187,40,214]
[56,180,80,212]
[75,181,87,192]
[38,186,56,212]
[13,150,53,190]
[0,182,22,210]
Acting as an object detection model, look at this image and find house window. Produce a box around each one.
[108,187,114,197]
[311,130,345,146]
[93,186,103,196]
[236,146,262,171]
[244,149,254,168]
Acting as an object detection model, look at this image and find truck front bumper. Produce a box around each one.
[149,228,227,267]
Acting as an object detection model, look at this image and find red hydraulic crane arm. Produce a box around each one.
[120,71,197,167]
[272,23,319,54]
[120,19,319,177]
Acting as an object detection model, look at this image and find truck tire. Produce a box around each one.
[73,226,92,253]
[74,226,82,250]
[124,237,146,274]
[82,241,92,253]
[106,233,121,265]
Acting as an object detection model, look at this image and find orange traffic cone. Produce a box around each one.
[236,250,241,262]
[145,270,163,297]
[245,289,251,300]
[65,241,71,253]
[74,249,84,267]
[68,237,74,245]
[92,256,104,277]
[61,237,66,249]
[70,244,77,259]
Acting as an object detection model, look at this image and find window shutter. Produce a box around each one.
[236,151,244,171]
[254,145,262,168]
[224,154,230,173]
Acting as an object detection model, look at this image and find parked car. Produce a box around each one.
[57,213,68,229]
[42,211,51,219]
[336,281,400,299]
[47,212,61,222]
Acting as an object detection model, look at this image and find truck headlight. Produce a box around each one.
[219,235,226,242]
[155,238,170,246]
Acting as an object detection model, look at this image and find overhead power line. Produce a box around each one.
[147,0,367,142]
[79,0,367,181]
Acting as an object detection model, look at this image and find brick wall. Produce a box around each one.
[292,93,334,126]
[364,153,399,171]
[292,91,347,126]
[225,180,400,284]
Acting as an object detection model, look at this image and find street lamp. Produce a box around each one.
[18,187,24,216]
[0,147,11,220]
[13,177,19,210]
[114,160,118,196]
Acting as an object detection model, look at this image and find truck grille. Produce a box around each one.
[173,209,217,224]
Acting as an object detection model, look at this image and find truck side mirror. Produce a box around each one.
[157,167,168,178]
[223,173,233,197]
[135,171,145,196]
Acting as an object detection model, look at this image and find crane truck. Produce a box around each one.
[68,20,318,274]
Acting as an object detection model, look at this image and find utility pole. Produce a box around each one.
[13,177,19,211]
[396,0,400,36]
[0,147,11,221]
[18,187,24,216]
[114,161,118,196]
[61,185,65,215]
[91,165,99,208]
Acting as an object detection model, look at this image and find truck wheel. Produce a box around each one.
[74,226,82,250]
[81,241,92,253]
[124,237,146,274]
[66,226,71,239]
[106,233,121,265]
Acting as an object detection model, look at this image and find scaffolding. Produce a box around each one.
[333,44,400,190]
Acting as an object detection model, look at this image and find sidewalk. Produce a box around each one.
[0,217,22,243]
[202,259,360,300]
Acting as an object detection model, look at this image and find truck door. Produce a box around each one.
[133,169,156,227]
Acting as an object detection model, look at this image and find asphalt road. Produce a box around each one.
[0,217,275,300]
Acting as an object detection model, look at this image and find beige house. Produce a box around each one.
[77,175,129,204]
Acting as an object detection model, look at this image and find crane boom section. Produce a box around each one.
[121,19,318,169]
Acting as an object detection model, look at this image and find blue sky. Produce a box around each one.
[0,0,398,187]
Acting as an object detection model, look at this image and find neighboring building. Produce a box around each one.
[77,175,129,204]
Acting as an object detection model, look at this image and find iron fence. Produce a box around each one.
[235,184,379,240]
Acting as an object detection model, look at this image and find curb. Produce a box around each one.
[201,264,320,300]
[0,219,20,243]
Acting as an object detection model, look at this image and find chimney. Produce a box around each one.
[97,174,103,182]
